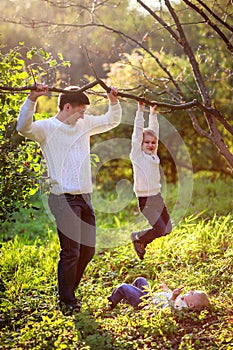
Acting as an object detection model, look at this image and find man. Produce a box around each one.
[17,83,122,315]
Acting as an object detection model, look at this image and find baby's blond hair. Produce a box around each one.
[192,292,210,310]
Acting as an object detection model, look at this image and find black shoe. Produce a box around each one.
[107,297,116,310]
[133,240,146,260]
[59,301,81,316]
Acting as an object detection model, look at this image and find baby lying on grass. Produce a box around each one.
[108,277,210,311]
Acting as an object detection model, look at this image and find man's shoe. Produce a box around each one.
[133,240,145,260]
[107,296,116,310]
[59,301,81,316]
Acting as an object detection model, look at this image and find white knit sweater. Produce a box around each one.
[130,110,161,197]
[17,97,122,195]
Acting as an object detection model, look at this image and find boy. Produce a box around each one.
[130,102,172,259]
[17,83,122,315]
[108,277,210,311]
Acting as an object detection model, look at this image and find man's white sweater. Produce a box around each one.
[130,111,161,197]
[17,98,122,195]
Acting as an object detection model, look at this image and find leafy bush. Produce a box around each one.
[0,45,69,222]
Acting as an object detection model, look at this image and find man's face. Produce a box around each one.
[69,104,88,120]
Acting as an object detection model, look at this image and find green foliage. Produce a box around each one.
[0,177,233,349]
[0,45,69,222]
[0,47,38,222]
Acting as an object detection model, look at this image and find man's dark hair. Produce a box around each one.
[58,86,90,110]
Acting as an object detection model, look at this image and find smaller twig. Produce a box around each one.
[30,68,37,85]
[85,46,99,79]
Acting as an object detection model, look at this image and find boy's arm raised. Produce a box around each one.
[148,104,159,140]
[130,102,145,159]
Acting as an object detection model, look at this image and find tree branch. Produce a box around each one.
[0,79,100,94]
[209,108,233,136]
[165,0,211,107]
[0,16,186,101]
[0,80,202,111]
[196,0,233,33]
[137,0,180,41]
[187,110,210,138]
[183,0,233,52]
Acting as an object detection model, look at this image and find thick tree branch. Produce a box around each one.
[0,80,203,111]
[0,79,100,94]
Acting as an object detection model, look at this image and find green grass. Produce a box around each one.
[0,175,233,349]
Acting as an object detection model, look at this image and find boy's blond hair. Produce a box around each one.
[143,128,157,142]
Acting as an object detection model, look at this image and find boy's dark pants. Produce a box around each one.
[48,193,96,306]
[137,193,172,245]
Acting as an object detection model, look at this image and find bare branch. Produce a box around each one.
[183,0,233,52]
[209,108,233,136]
[196,0,233,33]
[137,0,180,41]
[164,0,211,107]
[187,110,210,138]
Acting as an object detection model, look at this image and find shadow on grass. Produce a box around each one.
[73,310,118,349]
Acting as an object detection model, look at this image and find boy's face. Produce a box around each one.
[142,134,156,155]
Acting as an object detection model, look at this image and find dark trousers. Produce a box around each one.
[48,193,96,306]
[137,193,172,246]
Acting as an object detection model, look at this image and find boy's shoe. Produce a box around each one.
[130,231,139,242]
[59,301,81,316]
[131,232,146,260]
[133,240,146,260]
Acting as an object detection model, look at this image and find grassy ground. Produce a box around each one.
[0,175,232,349]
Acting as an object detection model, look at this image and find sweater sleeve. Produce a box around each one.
[148,112,159,151]
[88,102,122,136]
[129,111,144,160]
[17,98,46,144]
[148,112,159,138]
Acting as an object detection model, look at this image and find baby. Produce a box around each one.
[108,277,210,311]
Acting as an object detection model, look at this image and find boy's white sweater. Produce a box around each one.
[130,111,161,197]
[17,98,122,195]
